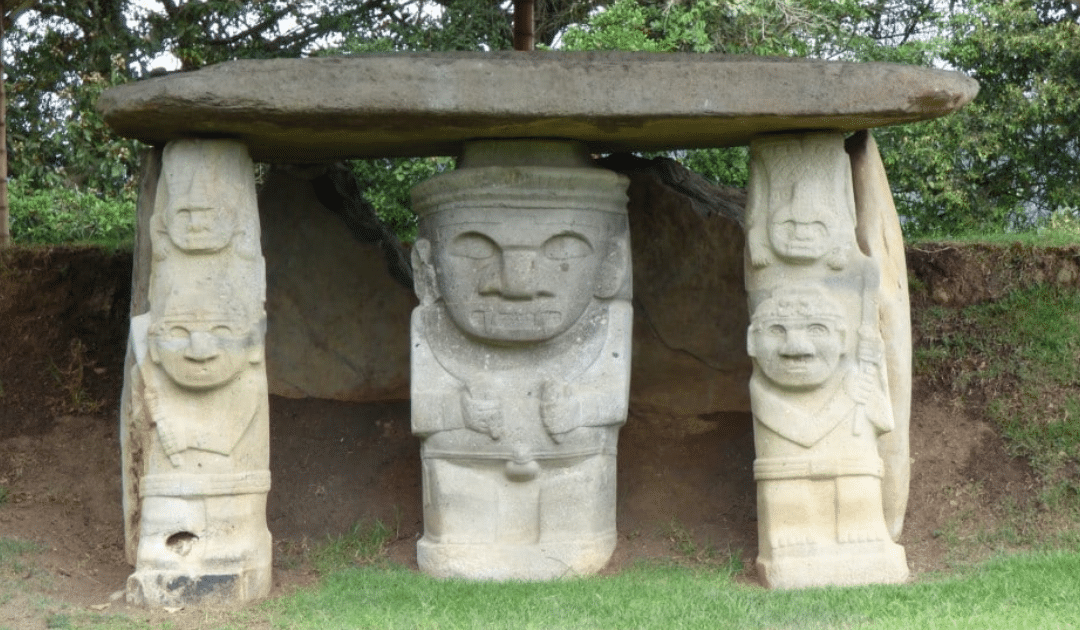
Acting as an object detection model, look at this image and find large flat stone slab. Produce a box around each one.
[98,52,977,162]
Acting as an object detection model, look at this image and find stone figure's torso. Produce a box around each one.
[413,299,630,461]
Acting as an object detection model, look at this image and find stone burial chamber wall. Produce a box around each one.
[101,52,977,606]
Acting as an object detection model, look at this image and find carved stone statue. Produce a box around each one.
[409,140,632,580]
[744,133,908,588]
[125,139,271,606]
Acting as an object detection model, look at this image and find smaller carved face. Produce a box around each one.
[149,316,258,390]
[767,197,834,263]
[426,208,624,344]
[159,165,245,253]
[749,292,847,390]
[165,204,236,253]
[768,214,830,262]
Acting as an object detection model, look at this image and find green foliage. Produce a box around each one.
[878,0,1080,238]
[7,0,1080,241]
[5,6,143,195]
[8,179,136,246]
[558,0,1080,238]
[908,224,1080,248]
[678,146,750,188]
[560,0,868,56]
[350,157,454,243]
[559,1,678,52]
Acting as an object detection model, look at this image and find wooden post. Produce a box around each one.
[513,0,534,52]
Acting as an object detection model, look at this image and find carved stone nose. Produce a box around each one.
[791,222,816,239]
[185,207,215,232]
[185,331,220,361]
[781,330,815,356]
[499,250,537,299]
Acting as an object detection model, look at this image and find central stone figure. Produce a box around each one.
[410,140,632,579]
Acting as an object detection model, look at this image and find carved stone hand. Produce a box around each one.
[540,379,579,442]
[462,382,503,440]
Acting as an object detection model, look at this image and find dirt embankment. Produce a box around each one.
[907,242,1080,308]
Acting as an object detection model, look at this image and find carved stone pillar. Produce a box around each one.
[744,132,909,589]
[409,140,632,579]
[123,139,272,606]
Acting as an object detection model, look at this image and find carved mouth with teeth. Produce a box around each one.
[470,310,563,334]
[780,354,817,368]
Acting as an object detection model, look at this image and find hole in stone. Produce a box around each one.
[166,531,198,556]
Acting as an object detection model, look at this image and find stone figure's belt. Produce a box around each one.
[140,471,272,497]
[753,456,883,481]
[422,445,615,462]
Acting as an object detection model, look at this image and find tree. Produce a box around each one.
[7,0,1080,240]
[1,0,35,247]
[563,0,1080,237]
[1,0,8,248]
[559,0,873,190]
[873,0,1080,235]
[3,1,561,200]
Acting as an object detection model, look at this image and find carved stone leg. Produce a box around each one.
[416,454,617,579]
[744,132,909,589]
[122,139,271,606]
[409,140,631,580]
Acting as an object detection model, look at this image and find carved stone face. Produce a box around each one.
[428,208,619,344]
[149,315,257,390]
[162,173,240,254]
[767,185,835,264]
[158,139,257,255]
[749,293,847,391]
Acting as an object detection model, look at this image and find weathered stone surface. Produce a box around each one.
[258,167,415,402]
[410,141,630,579]
[120,146,162,566]
[846,131,912,542]
[97,53,978,162]
[611,156,751,415]
[744,133,908,589]
[123,139,272,607]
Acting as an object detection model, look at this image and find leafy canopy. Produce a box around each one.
[5,0,1080,240]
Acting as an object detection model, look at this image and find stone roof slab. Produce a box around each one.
[97,52,978,162]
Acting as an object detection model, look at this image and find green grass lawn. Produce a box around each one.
[52,550,1080,630]
[256,552,1080,630]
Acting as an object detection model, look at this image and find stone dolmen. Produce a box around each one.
[99,52,977,605]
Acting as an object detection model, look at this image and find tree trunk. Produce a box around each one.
[0,0,9,248]
[513,0,534,51]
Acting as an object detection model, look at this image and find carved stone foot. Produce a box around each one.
[126,566,271,607]
[417,534,617,580]
[126,492,271,606]
[757,540,908,589]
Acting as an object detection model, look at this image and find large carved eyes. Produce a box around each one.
[806,323,830,336]
[450,233,498,259]
[542,233,593,260]
[767,324,787,336]
[161,324,242,341]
